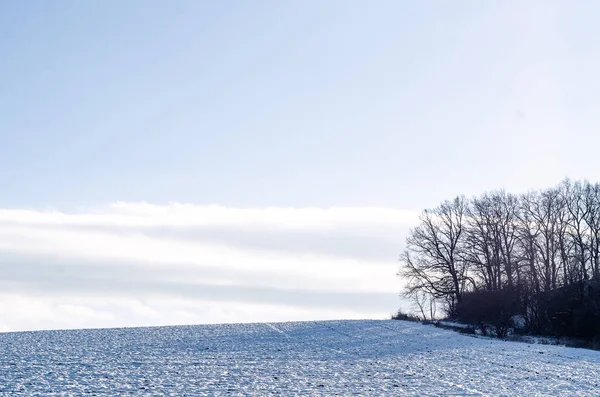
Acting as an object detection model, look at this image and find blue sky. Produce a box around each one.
[1,0,600,330]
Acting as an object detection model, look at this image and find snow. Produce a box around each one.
[0,319,599,396]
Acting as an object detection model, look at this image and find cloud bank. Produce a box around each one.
[0,203,417,332]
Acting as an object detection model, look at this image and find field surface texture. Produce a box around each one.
[0,320,599,396]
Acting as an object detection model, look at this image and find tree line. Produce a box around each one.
[399,179,600,341]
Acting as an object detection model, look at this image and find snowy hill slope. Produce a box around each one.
[0,319,599,396]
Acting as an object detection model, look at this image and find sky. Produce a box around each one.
[1,0,600,331]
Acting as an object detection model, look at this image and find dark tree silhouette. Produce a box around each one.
[400,196,469,314]
[399,179,600,343]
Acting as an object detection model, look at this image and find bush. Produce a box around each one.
[541,279,600,339]
[391,309,421,322]
[454,289,521,338]
[451,281,600,343]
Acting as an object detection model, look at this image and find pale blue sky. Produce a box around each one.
[3,0,599,211]
[1,1,600,330]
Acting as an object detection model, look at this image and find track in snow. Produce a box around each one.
[0,319,599,396]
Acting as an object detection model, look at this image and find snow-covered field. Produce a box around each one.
[0,320,599,396]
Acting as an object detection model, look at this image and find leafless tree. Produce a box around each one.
[583,183,600,278]
[411,290,437,321]
[465,193,502,291]
[400,196,469,313]
[398,180,600,339]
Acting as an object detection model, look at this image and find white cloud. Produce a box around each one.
[0,204,417,230]
[0,203,417,332]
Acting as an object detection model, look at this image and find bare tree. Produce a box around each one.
[563,179,590,282]
[400,196,469,314]
[556,185,575,286]
[465,193,502,291]
[411,290,437,320]
[517,192,541,296]
[399,179,600,339]
[583,183,600,278]
[494,191,520,289]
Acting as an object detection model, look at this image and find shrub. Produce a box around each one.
[454,289,522,338]
[391,309,421,322]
